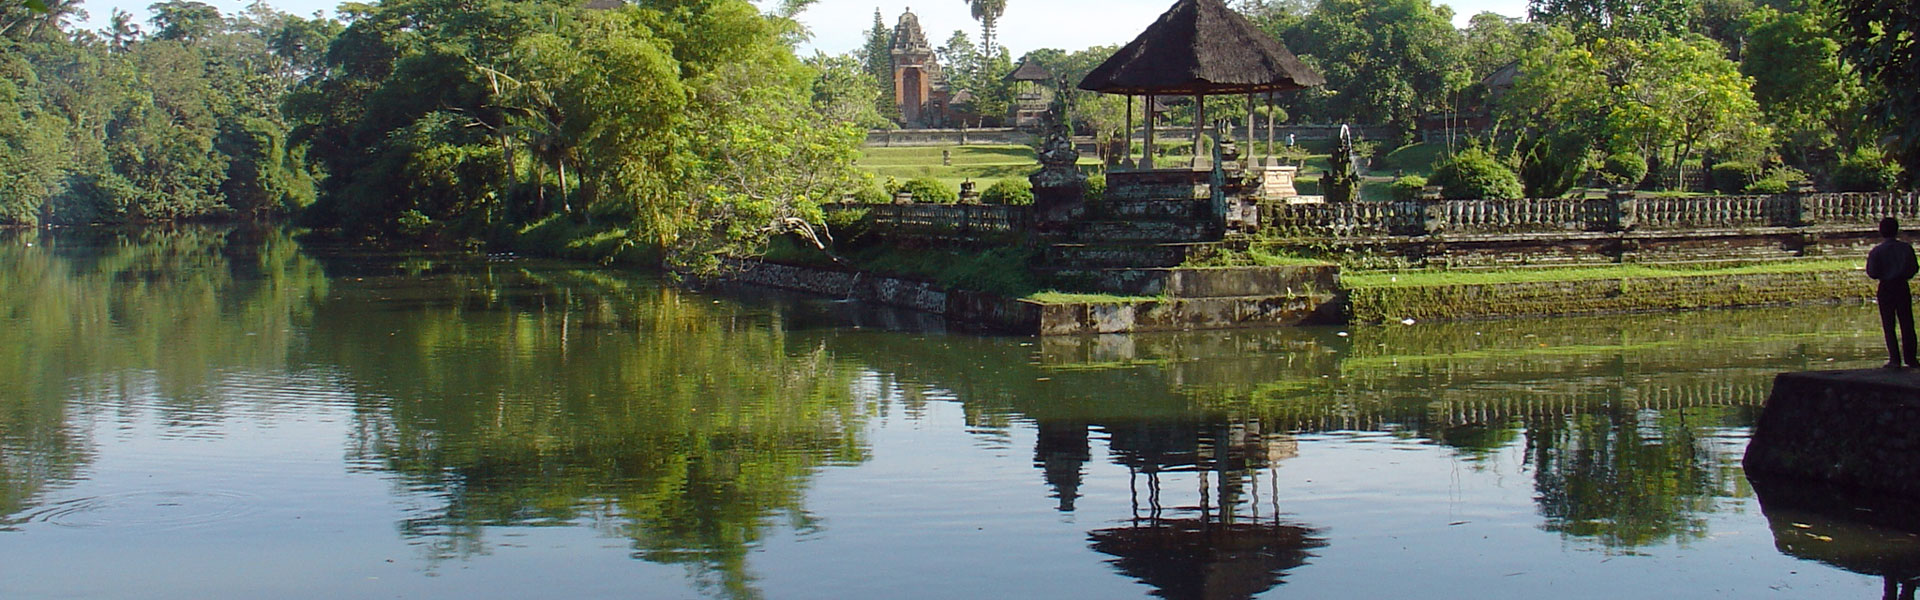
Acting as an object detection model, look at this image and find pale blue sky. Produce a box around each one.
[75,0,1531,58]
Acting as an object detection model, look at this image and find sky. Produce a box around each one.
[74,0,1531,58]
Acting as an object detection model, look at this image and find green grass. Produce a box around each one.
[1183,246,1336,268]
[858,145,1101,190]
[1343,259,1860,289]
[1378,142,1446,177]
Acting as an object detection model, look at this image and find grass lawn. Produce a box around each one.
[1378,142,1445,177]
[1343,259,1860,289]
[858,145,1103,189]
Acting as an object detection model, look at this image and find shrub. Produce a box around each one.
[852,180,890,204]
[981,178,1034,205]
[1746,166,1808,195]
[1833,147,1904,192]
[1430,147,1522,200]
[1390,175,1428,201]
[898,177,957,203]
[1709,161,1760,194]
[1601,152,1647,188]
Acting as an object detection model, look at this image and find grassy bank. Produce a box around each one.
[1343,259,1869,323]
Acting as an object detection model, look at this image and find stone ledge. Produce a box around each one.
[1744,370,1920,497]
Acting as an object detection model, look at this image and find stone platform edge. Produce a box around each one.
[1743,369,1920,496]
[706,260,1337,335]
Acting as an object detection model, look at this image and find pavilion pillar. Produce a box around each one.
[1265,93,1277,167]
[1123,95,1136,169]
[1142,94,1156,170]
[1245,93,1255,167]
[1192,94,1206,169]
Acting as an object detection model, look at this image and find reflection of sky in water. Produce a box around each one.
[0,228,1909,599]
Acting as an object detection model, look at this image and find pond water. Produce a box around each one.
[2,227,1916,599]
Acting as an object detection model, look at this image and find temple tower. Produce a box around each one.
[890,10,948,128]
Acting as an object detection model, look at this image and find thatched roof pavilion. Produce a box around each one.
[1077,0,1323,95]
[1006,58,1055,83]
[1079,0,1323,170]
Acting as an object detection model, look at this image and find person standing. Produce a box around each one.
[1867,216,1920,368]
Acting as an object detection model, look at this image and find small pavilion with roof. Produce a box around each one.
[1077,0,1324,210]
[1006,58,1056,129]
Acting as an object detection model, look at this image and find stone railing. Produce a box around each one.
[1261,192,1920,239]
[829,203,1027,240]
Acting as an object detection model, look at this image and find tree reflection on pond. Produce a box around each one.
[296,252,871,597]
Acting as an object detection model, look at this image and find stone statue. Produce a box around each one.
[1029,90,1087,227]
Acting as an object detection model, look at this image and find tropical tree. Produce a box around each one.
[963,0,1006,61]
[1837,0,1920,184]
[1288,0,1467,137]
[1528,0,1694,42]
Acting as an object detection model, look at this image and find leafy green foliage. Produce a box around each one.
[1391,175,1429,201]
[1431,146,1523,199]
[980,178,1032,205]
[1832,146,1904,192]
[1286,0,1467,135]
[1709,161,1760,194]
[1745,165,1807,194]
[0,2,319,226]
[285,0,867,272]
[1602,151,1648,188]
[1838,0,1920,185]
[896,177,957,203]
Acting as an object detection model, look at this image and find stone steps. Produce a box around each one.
[1042,265,1337,298]
[1065,220,1221,244]
[1091,198,1213,221]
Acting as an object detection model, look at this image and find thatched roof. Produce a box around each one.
[1006,59,1054,82]
[1078,0,1325,96]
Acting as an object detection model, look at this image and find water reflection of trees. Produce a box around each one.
[298,257,869,599]
[0,227,327,525]
[814,305,1874,556]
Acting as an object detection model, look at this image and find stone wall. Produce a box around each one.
[864,128,1034,147]
[1744,370,1920,497]
[1346,269,1868,323]
[1262,192,1920,239]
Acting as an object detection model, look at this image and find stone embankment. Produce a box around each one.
[1745,370,1920,497]
[719,259,1340,335]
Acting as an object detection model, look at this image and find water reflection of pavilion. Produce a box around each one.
[1040,416,1325,600]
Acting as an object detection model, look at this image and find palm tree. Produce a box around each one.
[964,0,1007,61]
[106,8,141,53]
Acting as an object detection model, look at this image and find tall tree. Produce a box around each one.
[1838,0,1920,184]
[964,0,1006,61]
[1742,5,1866,171]
[859,8,892,123]
[1292,0,1467,137]
[1528,0,1693,42]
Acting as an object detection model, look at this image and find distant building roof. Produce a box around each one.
[891,10,932,57]
[1078,0,1324,96]
[1005,59,1054,82]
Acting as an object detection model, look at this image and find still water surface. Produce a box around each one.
[1,227,1915,599]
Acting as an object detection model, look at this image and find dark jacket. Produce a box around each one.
[1868,238,1919,291]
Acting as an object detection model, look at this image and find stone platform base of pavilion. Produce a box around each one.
[1744,370,1920,497]
[710,259,1342,335]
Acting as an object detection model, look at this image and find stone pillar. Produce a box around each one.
[1141,94,1156,170]
[1607,189,1638,232]
[1122,95,1135,170]
[1192,94,1206,169]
